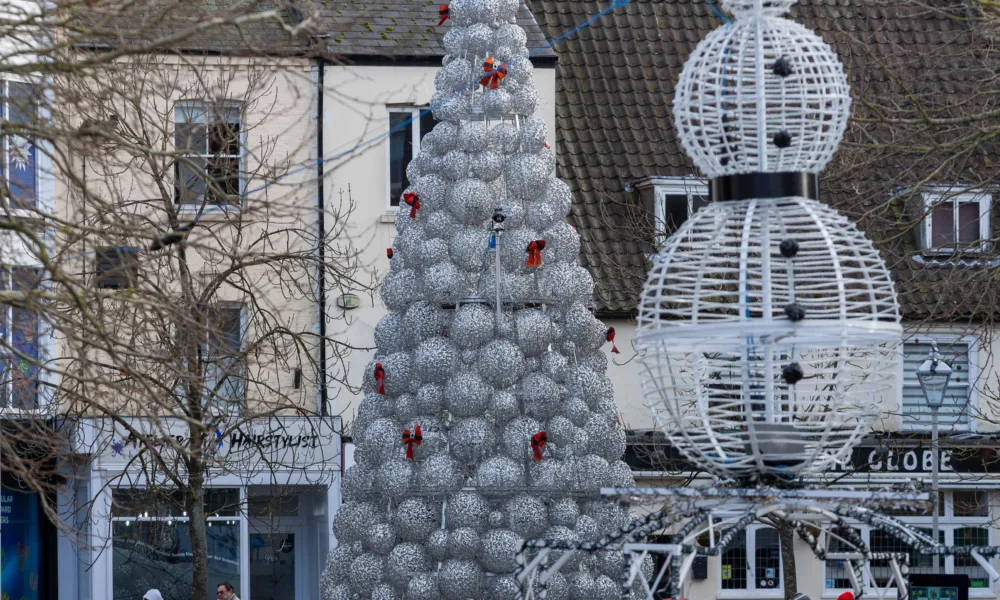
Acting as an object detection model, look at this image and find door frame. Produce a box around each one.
[246,518,306,600]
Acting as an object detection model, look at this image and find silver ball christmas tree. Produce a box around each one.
[321,2,634,598]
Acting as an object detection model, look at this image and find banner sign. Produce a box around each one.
[77,416,342,472]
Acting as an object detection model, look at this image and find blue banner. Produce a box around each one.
[1,488,41,600]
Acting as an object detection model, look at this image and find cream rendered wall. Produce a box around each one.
[52,55,321,413]
[323,62,557,426]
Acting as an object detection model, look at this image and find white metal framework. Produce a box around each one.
[673,2,851,177]
[635,196,901,479]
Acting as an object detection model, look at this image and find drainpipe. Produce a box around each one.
[316,54,328,416]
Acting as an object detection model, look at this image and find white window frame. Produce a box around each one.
[202,304,246,413]
[717,524,784,599]
[174,100,245,214]
[897,331,979,433]
[641,176,710,240]
[921,186,992,254]
[385,106,432,211]
[821,490,993,598]
[0,267,51,415]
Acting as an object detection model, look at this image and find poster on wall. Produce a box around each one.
[0,488,41,600]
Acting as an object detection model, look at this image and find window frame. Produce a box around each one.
[821,490,993,598]
[95,246,140,290]
[2,79,39,211]
[173,100,245,213]
[384,106,435,211]
[0,267,47,414]
[920,187,992,255]
[717,523,784,599]
[898,332,978,433]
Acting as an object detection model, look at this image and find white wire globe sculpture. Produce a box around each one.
[673,0,851,178]
[636,0,902,480]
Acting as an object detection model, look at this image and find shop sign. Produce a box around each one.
[81,416,341,472]
[833,443,1000,474]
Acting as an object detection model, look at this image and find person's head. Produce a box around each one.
[216,583,235,599]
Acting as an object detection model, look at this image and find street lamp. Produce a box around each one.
[916,340,953,572]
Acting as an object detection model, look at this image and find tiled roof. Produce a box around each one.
[320,1,557,60]
[532,0,992,318]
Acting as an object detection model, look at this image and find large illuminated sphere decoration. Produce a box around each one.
[635,0,902,480]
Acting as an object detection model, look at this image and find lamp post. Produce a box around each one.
[916,340,953,572]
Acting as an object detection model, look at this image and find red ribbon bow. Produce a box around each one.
[480,58,509,90]
[837,593,854,600]
[530,431,548,461]
[374,363,385,395]
[403,425,423,459]
[387,248,394,259]
[438,4,449,25]
[606,326,620,354]
[526,240,546,268]
[402,192,421,219]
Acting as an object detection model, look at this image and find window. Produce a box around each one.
[111,488,240,600]
[202,306,244,406]
[387,107,438,208]
[824,527,860,590]
[95,247,139,289]
[823,490,992,596]
[0,268,41,409]
[719,525,781,594]
[901,339,973,430]
[175,102,241,207]
[921,188,991,253]
[2,81,37,209]
[635,177,709,241]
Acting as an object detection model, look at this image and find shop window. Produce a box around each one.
[901,339,972,430]
[387,107,438,208]
[953,491,989,517]
[111,488,241,599]
[0,268,41,410]
[2,81,38,209]
[824,527,860,590]
[954,527,990,589]
[175,101,242,207]
[720,525,781,592]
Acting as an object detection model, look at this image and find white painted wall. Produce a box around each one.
[322,62,558,426]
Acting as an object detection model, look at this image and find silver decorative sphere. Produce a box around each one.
[427,529,451,561]
[371,582,402,600]
[490,123,520,154]
[511,86,539,116]
[357,418,401,466]
[446,490,490,531]
[478,529,522,573]
[445,371,492,417]
[506,493,547,539]
[449,227,492,273]
[498,227,536,272]
[437,58,473,93]
[381,352,415,395]
[374,313,407,355]
[478,339,526,388]
[393,393,419,424]
[518,373,561,421]
[373,459,414,498]
[548,498,579,528]
[451,303,495,349]
[415,337,458,384]
[394,498,440,543]
[415,453,464,492]
[575,514,600,542]
[380,268,422,312]
[450,417,497,464]
[404,302,450,349]
[386,542,431,589]
[474,455,525,493]
[541,222,579,264]
[501,416,543,463]
[481,88,513,119]
[505,154,548,201]
[415,174,450,212]
[470,150,505,182]
[593,575,619,600]
[495,24,527,56]
[489,390,520,423]
[488,510,507,529]
[460,121,491,153]
[568,573,597,600]
[438,559,483,600]
[528,458,571,491]
[538,572,570,600]
[489,575,520,600]
[537,263,594,304]
[585,416,627,462]
[442,28,467,56]
[363,522,398,555]
[323,542,361,583]
[440,150,470,182]
[423,262,467,304]
[424,210,459,240]
[564,399,592,427]
[447,178,494,224]
[349,553,385,596]
[608,460,635,487]
[323,583,351,600]
[449,0,472,25]
[415,383,444,415]
[407,572,442,599]
[448,527,482,558]
[342,464,374,501]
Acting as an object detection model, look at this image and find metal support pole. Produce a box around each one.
[931,404,940,573]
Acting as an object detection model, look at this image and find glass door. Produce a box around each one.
[248,528,301,600]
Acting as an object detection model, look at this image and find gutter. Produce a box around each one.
[316,52,328,416]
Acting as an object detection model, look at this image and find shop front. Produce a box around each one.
[63,416,341,600]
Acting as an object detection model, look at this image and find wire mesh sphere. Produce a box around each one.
[673,12,851,177]
[635,197,901,479]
